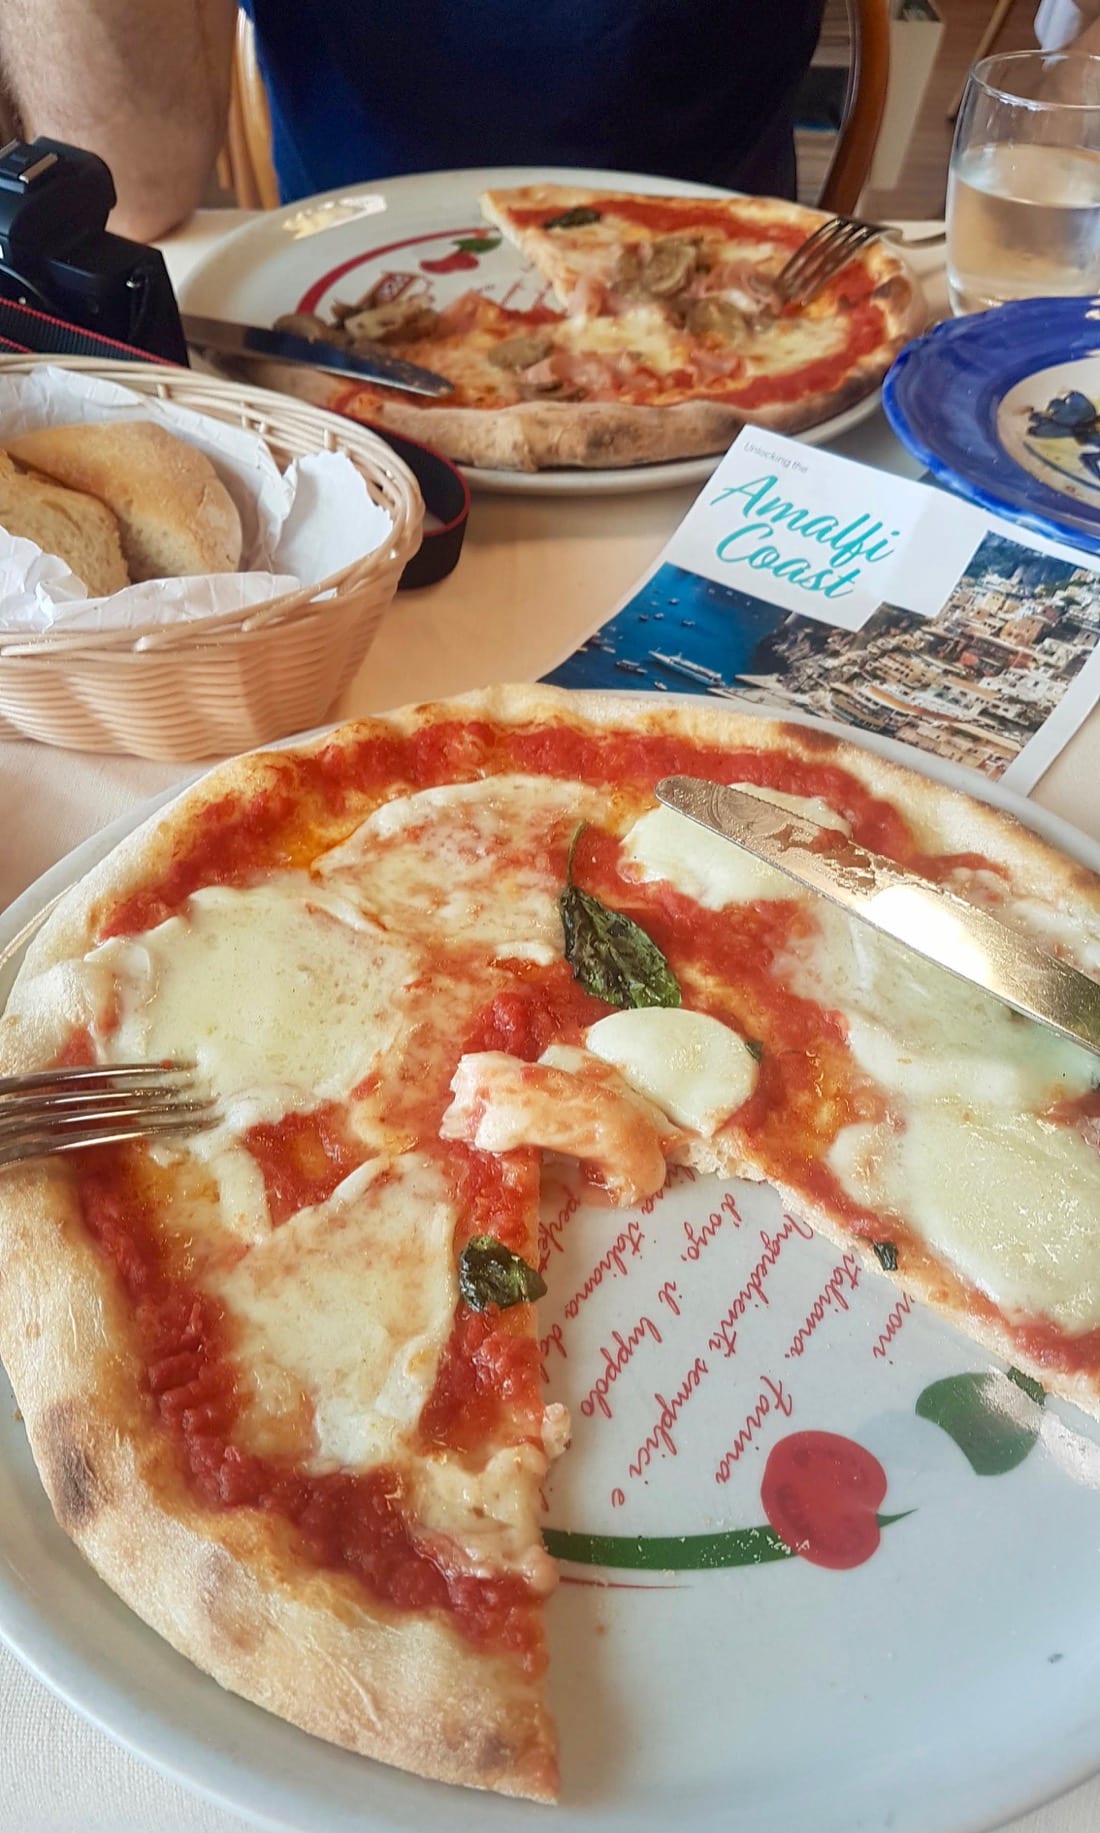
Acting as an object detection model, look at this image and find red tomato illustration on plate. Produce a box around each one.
[421,250,479,274]
[421,233,500,275]
[761,1431,887,1570]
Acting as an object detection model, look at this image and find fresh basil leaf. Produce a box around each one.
[744,1037,765,1061]
[560,825,680,1009]
[872,1241,898,1272]
[560,883,681,1009]
[543,206,602,230]
[459,1236,547,1311]
[1006,1366,1046,1407]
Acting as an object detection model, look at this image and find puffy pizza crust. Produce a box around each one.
[226,359,750,470]
[238,305,918,470]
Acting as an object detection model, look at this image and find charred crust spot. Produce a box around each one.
[197,1544,263,1656]
[474,1730,514,1777]
[40,1402,101,1531]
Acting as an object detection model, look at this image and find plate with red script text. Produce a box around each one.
[3,707,1100,1833]
[177,165,886,497]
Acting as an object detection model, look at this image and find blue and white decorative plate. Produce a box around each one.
[883,297,1100,556]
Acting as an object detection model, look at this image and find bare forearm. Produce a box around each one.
[0,0,236,241]
[1068,13,1100,52]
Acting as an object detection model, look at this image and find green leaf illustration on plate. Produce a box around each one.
[453,234,501,254]
[544,1525,795,1570]
[543,1514,911,1571]
[915,1369,1045,1476]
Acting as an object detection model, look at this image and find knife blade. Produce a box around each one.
[655,775,1100,1063]
[181,313,454,398]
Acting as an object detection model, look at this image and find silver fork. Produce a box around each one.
[0,1062,218,1167]
[773,215,887,309]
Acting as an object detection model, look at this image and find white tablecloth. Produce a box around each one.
[2,213,1099,1833]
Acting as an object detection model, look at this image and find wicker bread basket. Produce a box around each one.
[0,359,424,760]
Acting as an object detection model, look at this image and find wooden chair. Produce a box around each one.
[820,0,892,216]
[219,0,890,217]
[217,11,279,211]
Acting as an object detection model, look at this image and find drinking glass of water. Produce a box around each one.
[947,50,1100,315]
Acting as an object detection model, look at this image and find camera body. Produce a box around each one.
[0,136,188,363]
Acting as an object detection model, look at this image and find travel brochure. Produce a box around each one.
[544,429,1100,793]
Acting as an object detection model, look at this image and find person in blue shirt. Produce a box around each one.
[0,0,823,242]
[247,1,824,208]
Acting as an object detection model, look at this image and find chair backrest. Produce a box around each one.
[220,0,890,218]
[219,10,279,211]
[820,0,891,216]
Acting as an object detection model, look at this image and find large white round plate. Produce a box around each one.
[3,704,1100,1833]
[178,166,887,496]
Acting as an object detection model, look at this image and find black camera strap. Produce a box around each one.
[0,294,178,363]
[0,296,469,589]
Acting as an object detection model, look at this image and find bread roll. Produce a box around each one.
[0,452,131,599]
[6,421,243,582]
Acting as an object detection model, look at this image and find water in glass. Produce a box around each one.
[946,52,1100,315]
[948,143,1100,314]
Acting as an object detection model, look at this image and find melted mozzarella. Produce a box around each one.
[557,306,686,371]
[829,1108,1100,1332]
[1002,895,1100,980]
[211,1153,457,1468]
[189,1140,273,1246]
[442,1049,669,1204]
[86,878,420,1241]
[620,793,849,914]
[729,783,852,837]
[88,879,416,1120]
[410,1444,557,1594]
[317,774,602,964]
[783,907,1097,1111]
[621,804,797,906]
[537,1041,678,1137]
[583,1007,759,1136]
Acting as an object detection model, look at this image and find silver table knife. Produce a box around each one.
[656,775,1100,1062]
[181,313,454,397]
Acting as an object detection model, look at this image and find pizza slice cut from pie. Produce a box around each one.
[480,182,797,321]
[479,184,919,338]
[0,768,617,1800]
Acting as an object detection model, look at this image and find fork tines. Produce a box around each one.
[774,216,886,309]
[0,1061,218,1167]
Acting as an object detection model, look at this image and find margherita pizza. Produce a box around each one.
[256,183,926,471]
[1,687,1097,1798]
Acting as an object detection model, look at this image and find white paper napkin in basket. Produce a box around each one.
[0,367,394,633]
